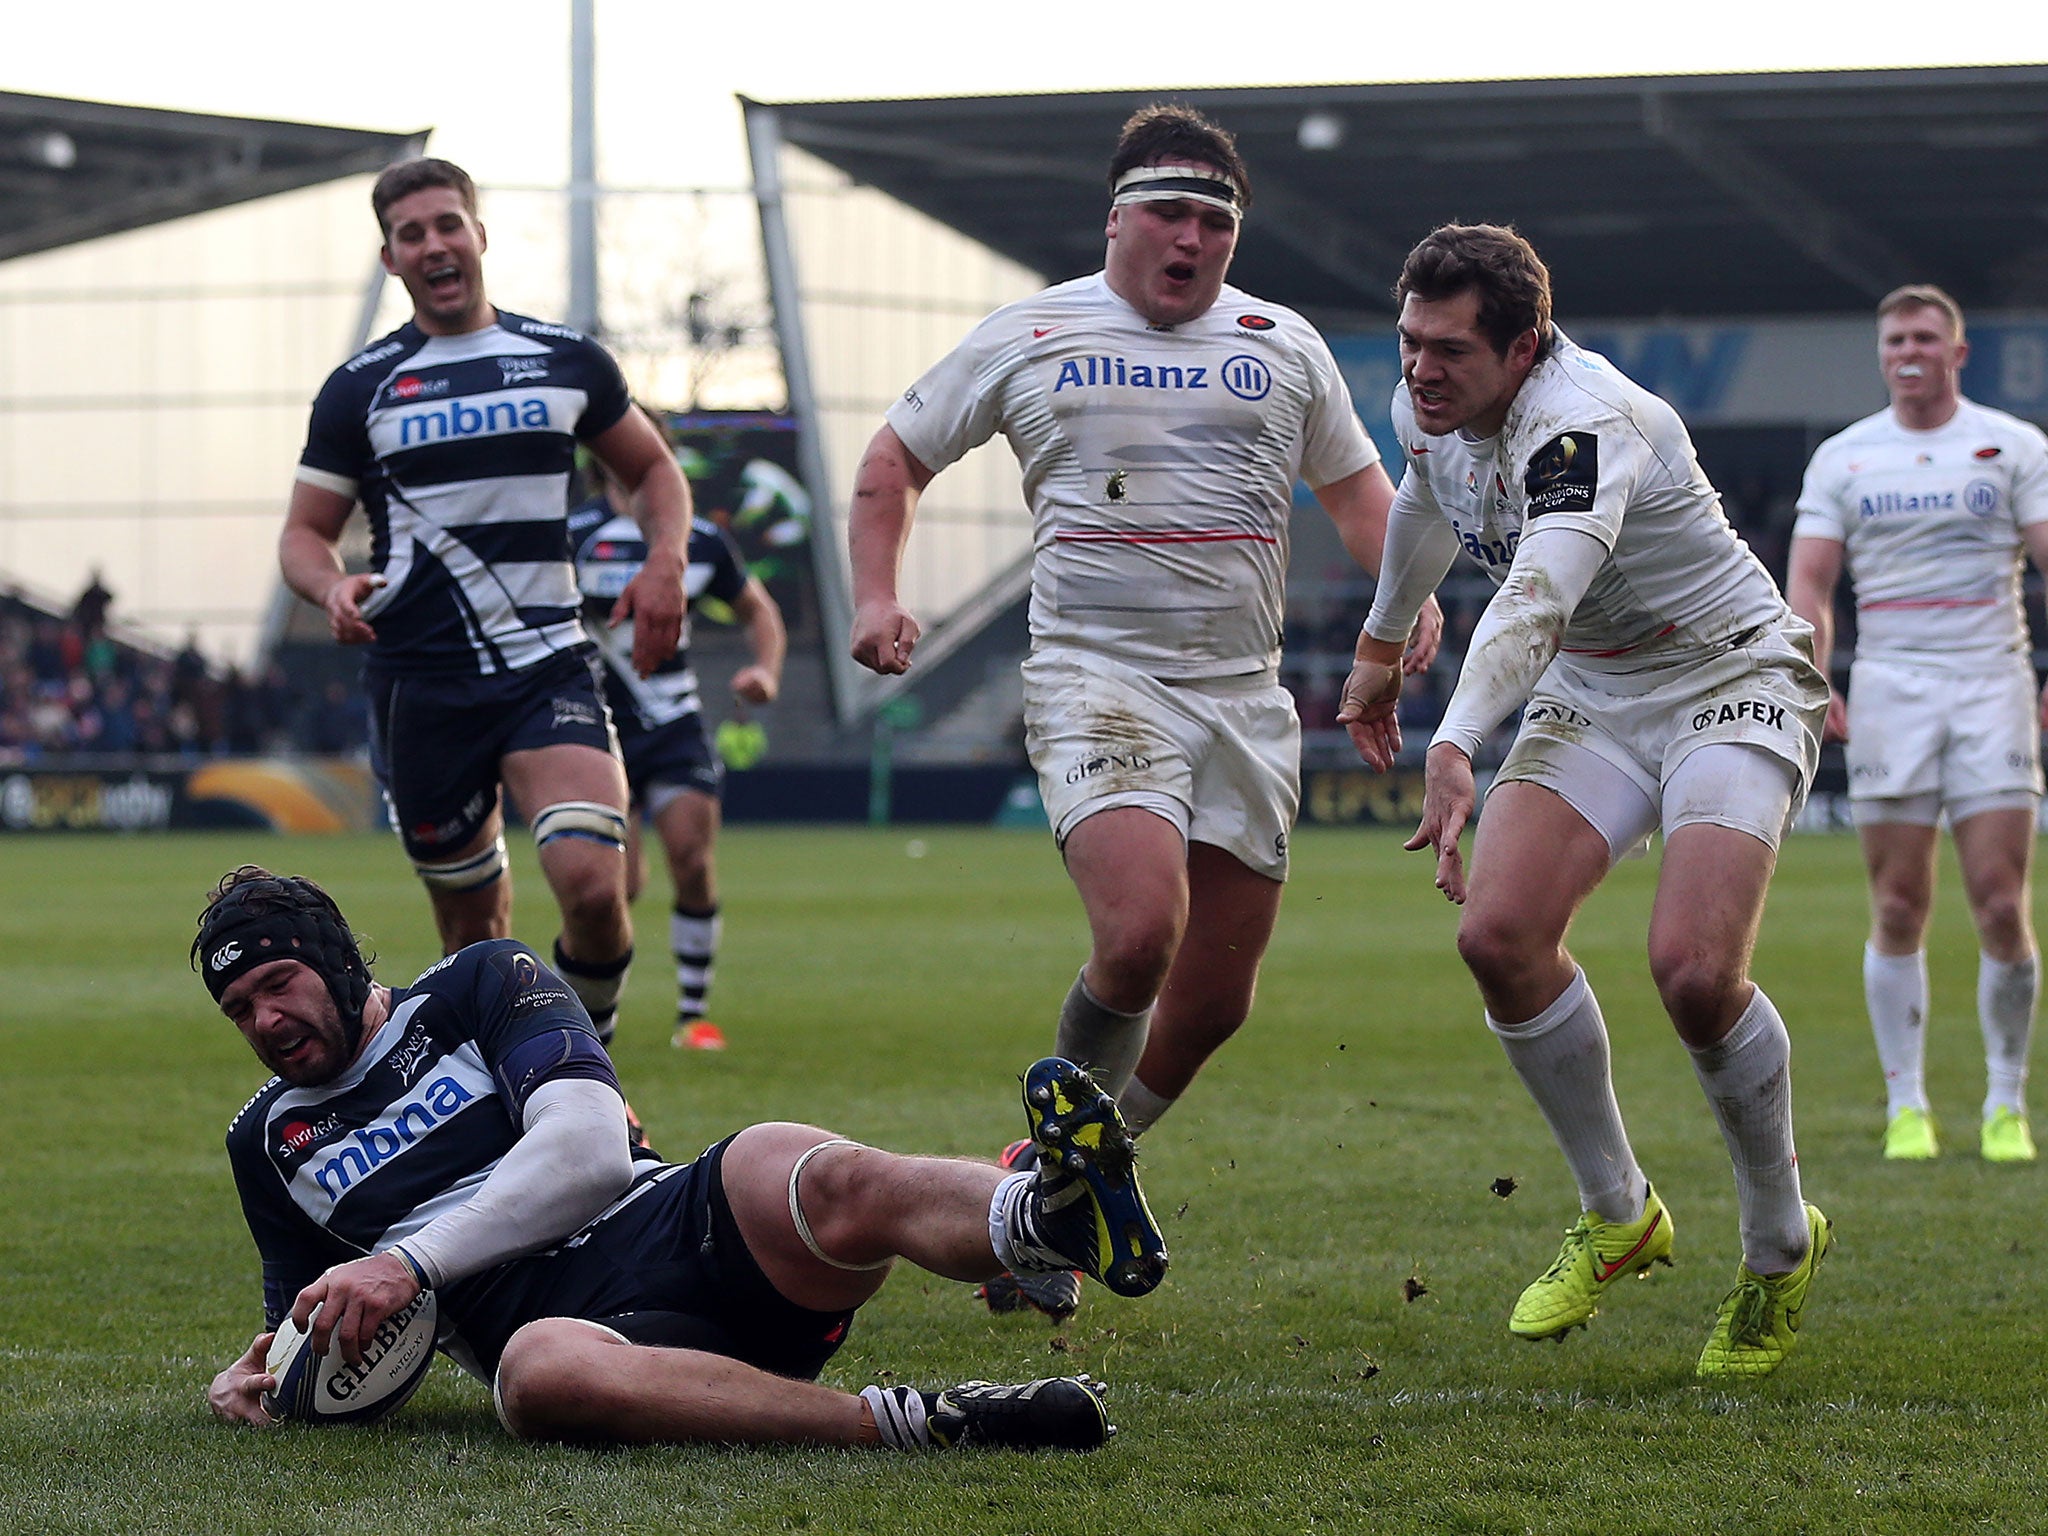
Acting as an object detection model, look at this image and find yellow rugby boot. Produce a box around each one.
[1510,1186,1675,1341]
[1697,1204,1832,1379]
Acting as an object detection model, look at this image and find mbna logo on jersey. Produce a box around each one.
[1221,355,1272,401]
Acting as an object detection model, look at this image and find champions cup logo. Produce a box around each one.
[1525,433,1598,517]
[210,941,242,972]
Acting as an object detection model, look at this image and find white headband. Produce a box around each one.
[1111,164,1243,220]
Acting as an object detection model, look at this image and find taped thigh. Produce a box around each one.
[786,1139,892,1273]
[415,835,509,891]
[532,800,628,852]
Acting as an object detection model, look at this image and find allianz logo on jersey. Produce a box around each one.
[306,1076,477,1201]
[1859,482,1999,518]
[395,393,554,446]
[1052,354,1272,401]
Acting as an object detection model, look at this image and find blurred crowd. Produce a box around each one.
[0,576,366,764]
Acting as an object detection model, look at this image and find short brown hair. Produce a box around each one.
[1108,104,1252,211]
[1395,223,1554,361]
[372,157,478,237]
[1877,283,1965,344]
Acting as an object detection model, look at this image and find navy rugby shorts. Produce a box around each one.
[616,707,723,807]
[446,1135,856,1381]
[367,646,618,860]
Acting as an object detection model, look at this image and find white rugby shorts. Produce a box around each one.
[1022,647,1299,880]
[1845,654,2043,818]
[1495,621,1827,855]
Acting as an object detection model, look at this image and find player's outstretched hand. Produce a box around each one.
[614,557,686,676]
[291,1252,422,1368]
[208,1332,279,1426]
[1338,635,1407,772]
[851,599,920,675]
[322,573,384,646]
[1407,742,1476,904]
[1823,688,1849,743]
[1403,595,1445,676]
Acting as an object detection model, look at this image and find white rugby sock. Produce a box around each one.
[860,1384,932,1450]
[1979,951,2037,1119]
[1117,1077,1173,1135]
[1056,969,1151,1097]
[1864,945,1930,1116]
[1688,986,1808,1274]
[1487,968,1645,1224]
[987,1170,1063,1274]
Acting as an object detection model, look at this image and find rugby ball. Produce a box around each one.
[262,1290,439,1425]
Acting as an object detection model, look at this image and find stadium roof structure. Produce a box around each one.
[749,65,2048,324]
[0,91,421,263]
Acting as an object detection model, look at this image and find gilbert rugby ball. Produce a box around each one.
[263,1290,438,1424]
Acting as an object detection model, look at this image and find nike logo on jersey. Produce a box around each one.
[1033,327,1060,338]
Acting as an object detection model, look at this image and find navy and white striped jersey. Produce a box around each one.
[224,940,633,1334]
[568,496,749,730]
[296,311,633,677]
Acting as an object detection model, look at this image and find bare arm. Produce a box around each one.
[279,480,381,646]
[727,576,787,705]
[1313,463,1444,674]
[848,423,936,675]
[588,409,692,676]
[1785,533,1848,741]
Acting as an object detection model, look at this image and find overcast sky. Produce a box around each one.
[10,1,2048,193]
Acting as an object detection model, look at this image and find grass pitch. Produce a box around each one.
[1,825,2043,1535]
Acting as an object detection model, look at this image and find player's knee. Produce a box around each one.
[1869,890,1929,950]
[1091,917,1179,996]
[534,804,631,925]
[494,1319,604,1441]
[1455,908,1529,991]
[1972,890,2031,952]
[1646,942,1744,1030]
[795,1140,884,1241]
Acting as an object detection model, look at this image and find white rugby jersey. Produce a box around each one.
[1390,329,1785,672]
[1794,398,2048,664]
[887,273,1378,679]
[297,311,633,677]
